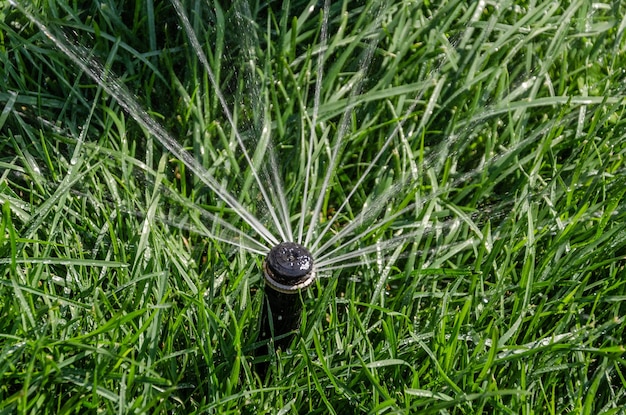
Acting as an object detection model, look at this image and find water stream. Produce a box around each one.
[6,0,587,279]
[8,0,443,273]
[9,0,280,249]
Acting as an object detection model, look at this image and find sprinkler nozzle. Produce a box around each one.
[257,242,316,377]
[263,242,315,294]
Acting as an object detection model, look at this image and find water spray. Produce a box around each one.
[257,242,315,368]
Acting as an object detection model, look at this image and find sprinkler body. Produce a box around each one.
[258,242,315,356]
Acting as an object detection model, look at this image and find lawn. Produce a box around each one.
[1,0,626,413]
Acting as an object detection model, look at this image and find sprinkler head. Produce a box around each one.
[263,242,315,294]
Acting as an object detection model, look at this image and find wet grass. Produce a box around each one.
[2,0,626,413]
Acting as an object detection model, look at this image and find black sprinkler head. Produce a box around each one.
[256,242,316,376]
[263,242,315,294]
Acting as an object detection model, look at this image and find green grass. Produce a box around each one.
[1,0,626,413]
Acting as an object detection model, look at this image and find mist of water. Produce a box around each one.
[9,0,551,280]
[170,0,292,244]
[297,0,331,246]
[303,35,379,249]
[9,0,280,249]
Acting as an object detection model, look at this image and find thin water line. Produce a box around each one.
[10,1,280,247]
[315,114,560,264]
[60,152,272,255]
[315,231,418,269]
[313,128,453,259]
[265,129,294,241]
[310,4,470,253]
[315,113,564,270]
[314,66,556,259]
[309,88,429,254]
[152,182,271,254]
[258,14,293,242]
[310,3,466,252]
[236,2,293,242]
[268,158,293,242]
[314,210,461,268]
[297,0,331,245]
[117,203,269,255]
[314,187,415,261]
[304,6,384,248]
[313,182,408,259]
[170,0,290,243]
[313,227,441,270]
[315,244,408,280]
[315,229,479,271]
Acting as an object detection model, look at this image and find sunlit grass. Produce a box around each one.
[1,0,626,413]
